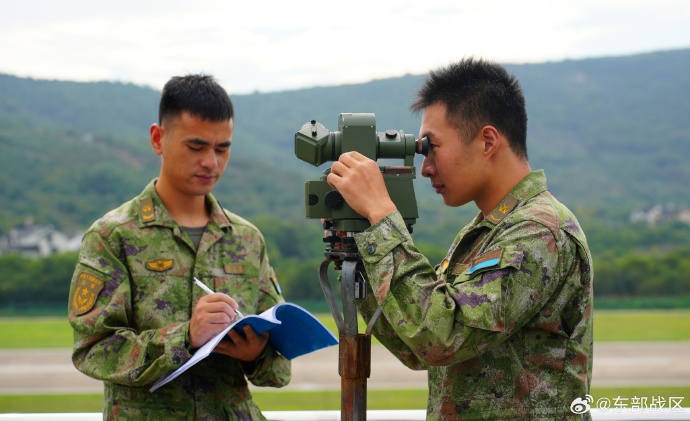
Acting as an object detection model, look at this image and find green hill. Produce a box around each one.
[1,48,689,236]
[2,49,690,306]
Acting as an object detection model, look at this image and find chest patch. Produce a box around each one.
[146,259,174,272]
[224,263,246,275]
[466,248,504,275]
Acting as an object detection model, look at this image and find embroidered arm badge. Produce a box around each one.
[71,272,105,315]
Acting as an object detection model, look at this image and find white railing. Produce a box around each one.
[0,409,689,420]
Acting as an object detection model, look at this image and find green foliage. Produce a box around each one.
[2,49,690,231]
[594,245,690,296]
[595,296,690,309]
[0,74,158,137]
[2,50,690,303]
[0,252,78,308]
[1,217,690,306]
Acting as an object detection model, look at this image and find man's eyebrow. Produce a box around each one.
[186,138,232,147]
[187,138,211,146]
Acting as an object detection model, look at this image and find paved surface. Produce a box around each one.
[1,342,689,394]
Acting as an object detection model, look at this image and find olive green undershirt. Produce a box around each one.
[180,225,206,250]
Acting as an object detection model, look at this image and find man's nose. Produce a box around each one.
[421,155,435,178]
[201,150,219,169]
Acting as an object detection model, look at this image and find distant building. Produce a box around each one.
[630,203,690,227]
[0,218,83,258]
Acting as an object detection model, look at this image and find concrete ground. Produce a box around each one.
[0,342,689,394]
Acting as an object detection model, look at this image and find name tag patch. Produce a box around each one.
[466,248,503,275]
[224,263,246,275]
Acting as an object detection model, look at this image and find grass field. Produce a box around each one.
[1,309,689,348]
[0,310,687,413]
[1,387,689,413]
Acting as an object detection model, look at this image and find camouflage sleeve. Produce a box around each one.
[68,231,191,386]
[354,211,566,366]
[243,246,291,387]
[356,282,427,370]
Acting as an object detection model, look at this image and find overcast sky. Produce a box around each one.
[1,0,689,94]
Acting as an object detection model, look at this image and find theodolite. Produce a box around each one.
[295,113,428,420]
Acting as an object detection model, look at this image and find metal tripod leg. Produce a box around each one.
[319,258,384,421]
[319,260,344,333]
[339,260,369,420]
[318,259,369,420]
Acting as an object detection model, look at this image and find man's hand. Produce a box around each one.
[213,325,269,362]
[327,151,397,225]
[189,293,240,349]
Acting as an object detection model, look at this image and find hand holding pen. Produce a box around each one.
[188,277,243,348]
[191,277,268,361]
[193,277,244,319]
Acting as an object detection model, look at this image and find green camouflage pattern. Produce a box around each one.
[355,170,593,420]
[68,179,291,420]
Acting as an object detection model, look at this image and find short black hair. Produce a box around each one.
[158,74,234,125]
[411,57,528,159]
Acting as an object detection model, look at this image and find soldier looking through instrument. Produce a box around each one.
[327,57,594,420]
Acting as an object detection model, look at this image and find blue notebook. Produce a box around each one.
[151,302,338,392]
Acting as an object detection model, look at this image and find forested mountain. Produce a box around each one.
[2,49,690,307]
[1,48,689,236]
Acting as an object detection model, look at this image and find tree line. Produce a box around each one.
[1,215,688,314]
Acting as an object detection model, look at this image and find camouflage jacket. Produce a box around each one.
[68,180,291,420]
[355,170,593,420]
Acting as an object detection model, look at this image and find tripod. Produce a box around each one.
[318,230,383,421]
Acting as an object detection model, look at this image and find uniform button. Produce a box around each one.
[366,244,377,254]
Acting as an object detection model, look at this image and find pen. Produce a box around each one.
[193,277,244,319]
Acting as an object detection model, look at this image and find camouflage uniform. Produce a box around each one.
[355,170,593,420]
[68,179,291,420]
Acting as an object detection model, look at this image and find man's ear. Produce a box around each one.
[480,125,501,157]
[150,124,164,155]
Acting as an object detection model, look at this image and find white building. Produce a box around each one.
[0,219,83,258]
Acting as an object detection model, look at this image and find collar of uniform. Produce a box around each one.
[482,170,548,226]
[207,194,233,230]
[508,169,548,200]
[137,179,233,231]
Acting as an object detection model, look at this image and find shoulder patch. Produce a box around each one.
[486,196,519,225]
[467,248,503,275]
[140,197,156,223]
[71,272,105,315]
[146,259,174,272]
